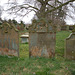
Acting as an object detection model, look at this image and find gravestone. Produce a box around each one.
[65,27,75,60]
[69,25,74,30]
[29,19,56,58]
[61,25,67,31]
[20,34,29,43]
[0,22,19,57]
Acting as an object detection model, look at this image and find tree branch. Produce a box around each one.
[47,3,55,8]
[46,0,75,14]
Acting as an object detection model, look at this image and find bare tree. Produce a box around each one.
[0,5,3,22]
[6,0,75,25]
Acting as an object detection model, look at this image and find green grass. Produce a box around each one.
[56,31,71,57]
[0,31,75,75]
[19,43,29,58]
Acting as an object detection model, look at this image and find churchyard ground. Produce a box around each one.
[0,31,75,75]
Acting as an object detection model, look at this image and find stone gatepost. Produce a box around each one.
[65,26,75,60]
[29,19,56,58]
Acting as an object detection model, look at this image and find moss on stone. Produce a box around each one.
[0,22,19,32]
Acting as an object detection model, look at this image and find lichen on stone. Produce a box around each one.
[29,18,56,32]
[0,22,19,32]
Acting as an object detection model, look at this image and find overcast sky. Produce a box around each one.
[0,0,75,25]
[0,0,35,24]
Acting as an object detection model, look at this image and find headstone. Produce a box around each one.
[57,25,61,31]
[65,27,75,60]
[69,25,74,30]
[61,25,67,31]
[0,22,19,57]
[29,19,56,58]
[20,34,29,43]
